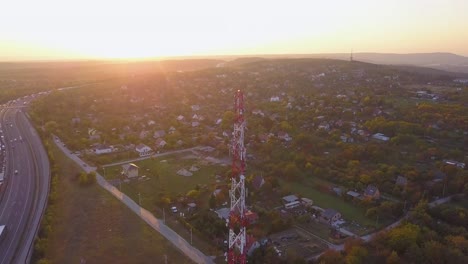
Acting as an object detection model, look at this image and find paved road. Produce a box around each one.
[53,136,214,264]
[0,100,50,263]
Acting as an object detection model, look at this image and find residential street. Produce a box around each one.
[53,136,214,264]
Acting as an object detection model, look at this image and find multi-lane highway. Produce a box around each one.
[0,98,50,264]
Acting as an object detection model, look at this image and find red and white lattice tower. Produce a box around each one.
[227,90,247,264]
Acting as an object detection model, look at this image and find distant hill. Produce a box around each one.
[251,52,468,74]
[228,57,468,80]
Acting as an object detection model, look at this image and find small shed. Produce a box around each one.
[121,163,139,179]
[282,194,299,204]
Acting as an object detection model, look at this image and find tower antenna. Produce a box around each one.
[227,90,247,264]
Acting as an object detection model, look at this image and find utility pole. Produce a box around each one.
[191,227,193,245]
[163,208,165,223]
[138,192,141,206]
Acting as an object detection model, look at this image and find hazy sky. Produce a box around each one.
[1,0,467,60]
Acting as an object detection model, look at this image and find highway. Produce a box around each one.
[0,97,50,264]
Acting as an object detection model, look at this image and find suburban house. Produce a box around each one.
[372,133,390,142]
[282,195,299,204]
[155,138,167,149]
[282,194,300,209]
[135,144,153,157]
[346,190,361,199]
[443,159,466,169]
[320,208,341,225]
[192,121,200,127]
[191,105,201,111]
[94,145,112,155]
[252,109,265,117]
[258,133,271,143]
[215,207,230,220]
[270,96,280,102]
[395,176,408,187]
[187,203,197,212]
[153,130,166,139]
[364,185,381,199]
[71,117,81,125]
[301,198,313,207]
[333,187,343,196]
[245,210,259,224]
[139,130,150,139]
[277,131,292,142]
[121,163,139,179]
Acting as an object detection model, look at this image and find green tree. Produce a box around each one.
[386,251,400,264]
[319,249,345,264]
[78,172,88,186]
[87,171,96,184]
[387,223,420,253]
[209,193,216,208]
[44,121,58,134]
[221,111,235,130]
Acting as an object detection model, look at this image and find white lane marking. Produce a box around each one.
[0,110,34,263]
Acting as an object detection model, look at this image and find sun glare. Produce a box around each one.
[0,0,468,60]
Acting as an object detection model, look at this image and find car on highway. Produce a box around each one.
[14,170,18,174]
[0,225,6,242]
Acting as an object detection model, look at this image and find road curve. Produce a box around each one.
[0,101,50,263]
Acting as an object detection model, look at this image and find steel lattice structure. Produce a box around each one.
[227,90,247,264]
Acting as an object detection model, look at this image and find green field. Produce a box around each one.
[282,178,376,226]
[44,141,192,264]
[103,153,229,208]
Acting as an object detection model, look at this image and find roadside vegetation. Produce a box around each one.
[31,136,191,263]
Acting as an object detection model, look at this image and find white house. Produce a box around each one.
[135,144,153,157]
[270,96,280,102]
[277,131,292,142]
[94,145,112,155]
[372,133,390,142]
[155,138,167,149]
[153,130,166,139]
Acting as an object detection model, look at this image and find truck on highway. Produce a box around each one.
[0,225,6,242]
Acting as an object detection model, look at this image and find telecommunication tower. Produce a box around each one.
[227,90,247,264]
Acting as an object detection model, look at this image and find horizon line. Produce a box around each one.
[0,51,467,63]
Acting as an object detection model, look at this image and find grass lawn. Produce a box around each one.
[103,153,228,206]
[282,178,376,226]
[44,140,192,264]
